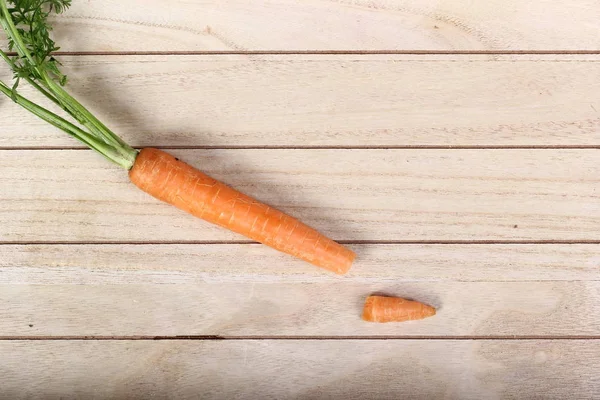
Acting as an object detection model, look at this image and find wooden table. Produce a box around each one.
[2,1,600,398]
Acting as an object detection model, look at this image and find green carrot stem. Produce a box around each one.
[0,0,138,169]
[0,79,137,169]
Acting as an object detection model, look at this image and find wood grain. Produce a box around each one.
[39,0,600,51]
[2,340,599,399]
[1,281,599,336]
[2,149,600,242]
[1,55,599,148]
[2,244,600,284]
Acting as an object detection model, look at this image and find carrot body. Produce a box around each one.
[362,296,436,323]
[129,148,356,274]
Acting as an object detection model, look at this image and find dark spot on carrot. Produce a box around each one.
[434,25,439,29]
[28,324,33,327]
[514,225,518,228]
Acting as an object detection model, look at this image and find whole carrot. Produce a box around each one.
[0,2,356,274]
[362,295,436,323]
[130,148,356,274]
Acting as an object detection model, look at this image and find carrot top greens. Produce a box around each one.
[0,0,137,169]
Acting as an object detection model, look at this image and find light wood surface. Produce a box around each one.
[2,1,599,398]
[3,244,599,337]
[2,340,599,399]
[1,281,599,336]
[1,55,599,148]
[40,0,600,51]
[2,149,599,242]
[3,243,599,283]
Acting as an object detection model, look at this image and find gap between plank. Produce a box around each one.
[1,335,600,341]
[3,240,600,246]
[2,145,600,151]
[0,50,596,58]
[49,50,600,56]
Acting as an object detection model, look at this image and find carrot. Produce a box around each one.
[362,295,436,323]
[0,4,355,274]
[129,148,356,274]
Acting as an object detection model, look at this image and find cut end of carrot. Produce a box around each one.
[362,295,436,323]
[325,248,356,275]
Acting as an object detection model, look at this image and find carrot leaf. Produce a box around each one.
[0,0,138,169]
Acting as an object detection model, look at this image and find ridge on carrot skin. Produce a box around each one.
[362,295,436,323]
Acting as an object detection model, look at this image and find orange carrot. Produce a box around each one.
[362,295,436,323]
[129,148,356,274]
[0,6,354,273]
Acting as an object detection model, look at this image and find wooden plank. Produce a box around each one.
[1,281,599,336]
[3,243,599,336]
[2,244,600,284]
[42,0,600,51]
[1,55,599,148]
[2,340,599,398]
[2,149,600,242]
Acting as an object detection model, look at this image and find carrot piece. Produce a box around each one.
[362,295,436,323]
[129,148,356,274]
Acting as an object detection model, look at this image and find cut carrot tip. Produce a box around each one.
[362,295,437,323]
